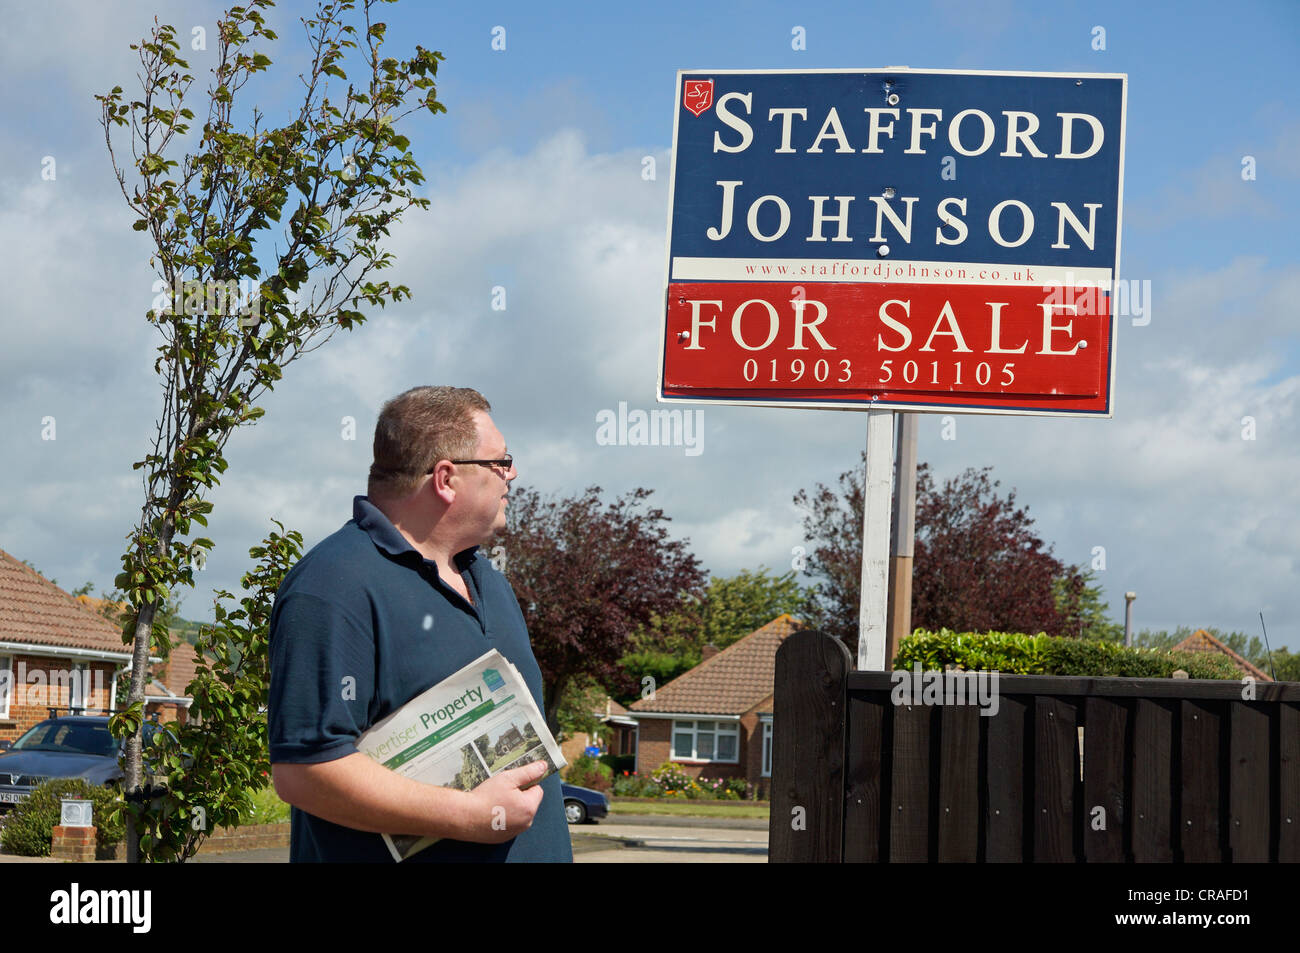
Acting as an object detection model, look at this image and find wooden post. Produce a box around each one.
[769,629,851,862]
[887,412,918,668]
[858,409,894,671]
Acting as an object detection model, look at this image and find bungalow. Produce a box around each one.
[557,695,639,766]
[0,548,133,740]
[628,614,799,799]
[0,548,196,742]
[1172,628,1272,681]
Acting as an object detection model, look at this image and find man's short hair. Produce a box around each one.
[368,386,491,500]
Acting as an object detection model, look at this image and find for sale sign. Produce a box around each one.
[659,68,1127,416]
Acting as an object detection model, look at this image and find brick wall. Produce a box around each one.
[633,712,774,797]
[635,719,672,775]
[0,655,119,741]
[559,731,592,767]
[745,695,775,800]
[199,822,291,853]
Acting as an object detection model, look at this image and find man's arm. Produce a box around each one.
[272,753,546,844]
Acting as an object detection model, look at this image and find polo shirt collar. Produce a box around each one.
[352,495,480,568]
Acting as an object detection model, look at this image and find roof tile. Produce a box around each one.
[1172,629,1272,681]
[630,614,800,715]
[0,548,130,656]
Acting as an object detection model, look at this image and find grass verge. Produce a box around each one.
[244,785,292,824]
[609,798,770,819]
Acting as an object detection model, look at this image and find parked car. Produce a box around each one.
[0,715,169,812]
[560,782,609,824]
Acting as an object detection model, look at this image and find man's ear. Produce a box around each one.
[427,460,458,504]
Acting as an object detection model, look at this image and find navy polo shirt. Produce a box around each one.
[268,496,572,863]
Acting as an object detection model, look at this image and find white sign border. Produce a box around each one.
[656,66,1128,420]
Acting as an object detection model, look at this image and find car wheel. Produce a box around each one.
[564,799,587,825]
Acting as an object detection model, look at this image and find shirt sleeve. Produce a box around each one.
[268,591,376,764]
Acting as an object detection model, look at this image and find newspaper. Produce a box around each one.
[354,649,567,862]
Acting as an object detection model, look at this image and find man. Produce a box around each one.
[269,386,572,862]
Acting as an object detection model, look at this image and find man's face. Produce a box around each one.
[458,410,515,539]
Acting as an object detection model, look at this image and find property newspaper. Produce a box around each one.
[355,649,567,862]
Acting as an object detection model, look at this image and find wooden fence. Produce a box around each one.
[769,629,1300,862]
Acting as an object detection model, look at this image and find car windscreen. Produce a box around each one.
[9,722,116,757]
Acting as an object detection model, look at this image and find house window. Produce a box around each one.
[70,662,89,712]
[762,721,773,777]
[670,720,739,763]
[0,656,11,718]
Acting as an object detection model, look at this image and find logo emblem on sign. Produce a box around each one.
[683,79,714,117]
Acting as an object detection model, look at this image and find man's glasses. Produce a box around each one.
[431,455,514,473]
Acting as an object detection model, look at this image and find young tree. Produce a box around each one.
[494,486,706,735]
[96,0,444,861]
[1053,567,1123,641]
[554,675,607,741]
[122,522,303,861]
[690,566,809,649]
[795,458,1078,656]
[619,566,809,695]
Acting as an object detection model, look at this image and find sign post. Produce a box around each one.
[660,68,1127,668]
[888,411,919,665]
[860,408,894,669]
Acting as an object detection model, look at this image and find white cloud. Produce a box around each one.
[2,116,1298,655]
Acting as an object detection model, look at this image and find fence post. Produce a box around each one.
[770,629,851,862]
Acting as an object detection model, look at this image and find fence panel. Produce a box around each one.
[843,693,887,862]
[1180,699,1222,862]
[769,631,850,862]
[890,703,933,861]
[937,705,980,861]
[770,630,1300,863]
[1131,698,1175,862]
[985,695,1026,862]
[1082,696,1128,862]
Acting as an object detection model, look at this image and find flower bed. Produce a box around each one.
[612,762,752,800]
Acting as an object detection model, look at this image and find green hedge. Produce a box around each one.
[0,779,125,858]
[599,753,636,777]
[564,754,613,793]
[896,629,1241,680]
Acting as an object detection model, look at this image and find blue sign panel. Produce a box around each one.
[667,69,1125,281]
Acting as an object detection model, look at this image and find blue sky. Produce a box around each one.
[1,0,1297,652]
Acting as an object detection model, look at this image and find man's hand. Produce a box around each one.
[463,761,548,843]
[273,752,550,845]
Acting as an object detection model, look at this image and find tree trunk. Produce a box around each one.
[543,675,569,741]
[123,597,159,864]
[123,498,177,863]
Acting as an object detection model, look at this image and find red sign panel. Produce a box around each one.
[662,281,1111,414]
[660,68,1127,417]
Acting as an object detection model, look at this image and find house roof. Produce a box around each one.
[598,696,629,717]
[630,614,800,716]
[0,548,131,657]
[1173,629,1272,681]
[74,594,129,620]
[153,642,203,699]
